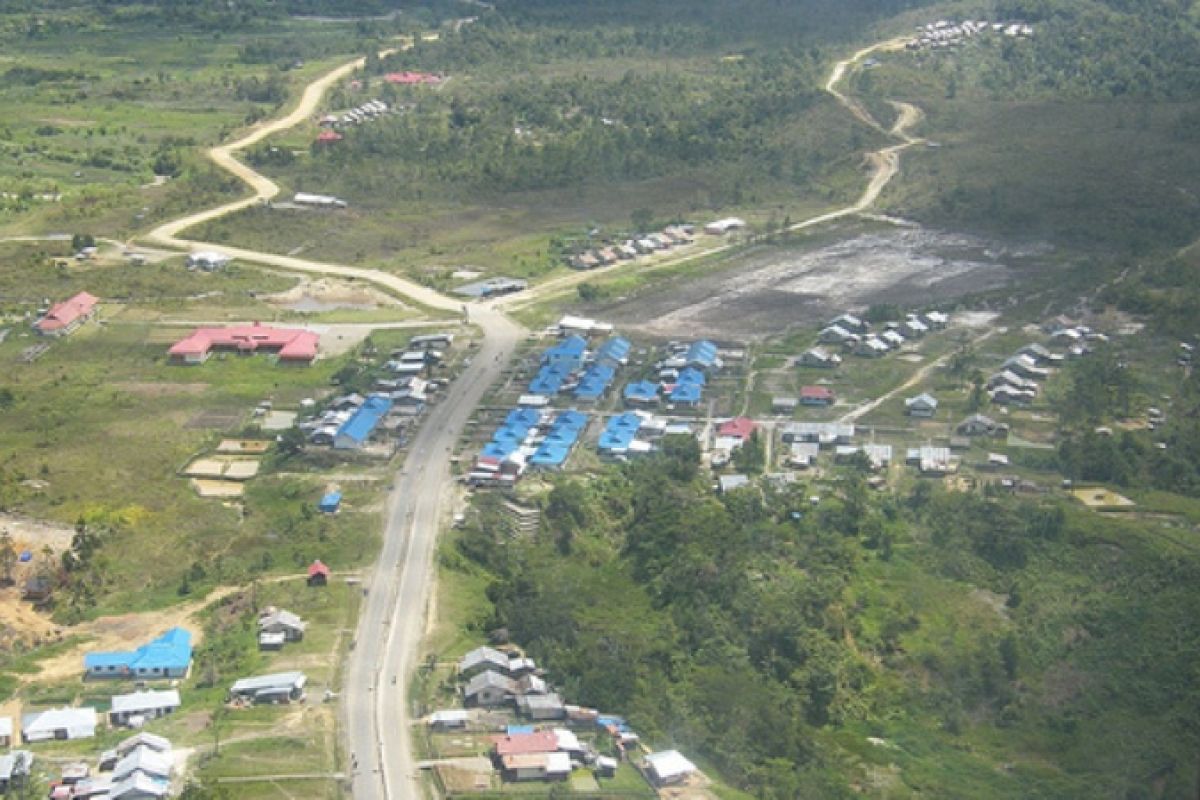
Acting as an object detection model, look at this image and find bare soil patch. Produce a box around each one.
[598,226,1024,340]
[261,277,405,313]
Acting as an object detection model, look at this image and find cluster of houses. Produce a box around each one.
[526,333,630,402]
[597,410,691,459]
[38,731,177,799]
[168,322,320,366]
[650,339,722,407]
[567,225,694,271]
[817,310,947,359]
[907,19,1034,51]
[469,408,590,485]
[431,646,701,788]
[32,291,99,337]
[318,98,391,139]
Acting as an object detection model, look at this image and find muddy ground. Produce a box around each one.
[596,224,1045,341]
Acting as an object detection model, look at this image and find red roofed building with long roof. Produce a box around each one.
[799,385,836,406]
[315,130,343,145]
[168,322,319,365]
[493,731,558,758]
[383,71,441,85]
[34,291,99,336]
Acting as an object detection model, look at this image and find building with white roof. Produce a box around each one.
[109,689,181,727]
[645,749,698,785]
[22,707,97,743]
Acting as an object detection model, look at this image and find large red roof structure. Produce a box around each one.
[383,71,441,85]
[493,731,558,757]
[168,322,319,364]
[34,291,98,334]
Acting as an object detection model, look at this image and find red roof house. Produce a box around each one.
[315,130,343,145]
[307,560,330,586]
[717,417,757,441]
[383,71,441,85]
[799,385,836,406]
[34,291,98,336]
[168,323,319,365]
[494,731,558,757]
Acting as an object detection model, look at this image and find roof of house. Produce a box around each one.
[719,474,751,492]
[315,130,343,143]
[230,671,307,694]
[22,707,97,736]
[110,689,181,716]
[384,71,440,84]
[518,692,564,710]
[799,385,834,400]
[459,646,509,672]
[308,560,330,578]
[595,336,631,363]
[500,751,572,773]
[35,291,98,332]
[717,417,757,440]
[494,730,558,756]
[623,380,659,401]
[0,751,32,783]
[906,392,938,408]
[465,670,516,697]
[169,323,319,361]
[645,750,697,782]
[430,709,469,724]
[668,383,702,403]
[85,628,192,673]
[318,491,341,510]
[335,394,393,443]
[685,340,719,368]
[116,732,171,756]
[258,609,306,632]
[113,745,172,780]
[109,770,169,799]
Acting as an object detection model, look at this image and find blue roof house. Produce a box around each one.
[623,380,659,406]
[574,364,615,402]
[598,413,643,454]
[676,366,707,386]
[85,628,193,679]
[318,491,342,513]
[541,335,587,369]
[685,340,720,370]
[334,394,393,450]
[669,382,703,406]
[595,337,631,367]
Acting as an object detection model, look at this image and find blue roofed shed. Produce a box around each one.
[85,627,193,679]
[318,492,341,513]
[677,366,706,386]
[624,380,659,405]
[669,382,703,405]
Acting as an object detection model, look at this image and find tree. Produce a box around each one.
[0,529,15,586]
[734,430,766,474]
[70,233,95,251]
[276,426,307,458]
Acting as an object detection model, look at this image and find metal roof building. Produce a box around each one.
[85,628,192,679]
[334,394,393,449]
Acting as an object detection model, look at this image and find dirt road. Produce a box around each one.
[501,36,921,309]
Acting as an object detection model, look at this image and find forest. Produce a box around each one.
[449,438,1200,797]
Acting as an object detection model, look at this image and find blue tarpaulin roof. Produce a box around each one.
[677,366,706,386]
[85,627,193,673]
[541,335,587,366]
[670,383,703,403]
[336,394,393,444]
[623,380,659,401]
[318,491,341,512]
[575,363,616,399]
[599,413,642,452]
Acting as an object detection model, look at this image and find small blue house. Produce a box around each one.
[669,382,703,406]
[334,394,393,450]
[318,491,342,513]
[85,628,193,679]
[623,380,659,406]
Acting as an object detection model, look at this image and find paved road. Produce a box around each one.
[344,304,522,800]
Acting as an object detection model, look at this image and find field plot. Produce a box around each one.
[1072,486,1136,510]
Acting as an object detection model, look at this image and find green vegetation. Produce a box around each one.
[449,442,1200,797]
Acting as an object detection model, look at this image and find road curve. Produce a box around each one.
[499,35,921,309]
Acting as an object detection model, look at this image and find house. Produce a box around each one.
[292,192,346,208]
[428,709,469,731]
[703,217,746,235]
[623,380,659,406]
[0,751,33,792]
[185,251,231,271]
[113,746,172,782]
[318,491,341,513]
[684,340,721,371]
[0,717,10,748]
[229,672,307,704]
[799,385,835,406]
[109,771,170,798]
[1002,354,1049,380]
[409,332,455,349]
[717,416,757,441]
[645,750,698,786]
[108,690,180,727]
[1017,342,1055,364]
[168,323,319,365]
[459,646,511,677]
[905,393,939,418]
[595,336,631,367]
[85,628,192,680]
[22,576,52,602]
[788,442,820,468]
[34,291,98,336]
[315,130,343,145]
[921,310,949,329]
[799,347,842,368]
[957,414,999,436]
[718,474,751,494]
[116,732,171,758]
[829,313,868,333]
[258,608,306,643]
[990,386,1035,406]
[465,670,517,707]
[61,762,90,784]
[772,396,798,414]
[668,382,702,406]
[780,422,855,446]
[901,316,929,337]
[500,752,572,782]
[22,707,97,743]
[307,560,330,586]
[334,395,393,449]
[881,329,906,349]
[818,325,857,345]
[987,370,1037,392]
[516,693,566,720]
[494,730,558,758]
[906,446,954,475]
[855,337,890,358]
[984,452,1010,470]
